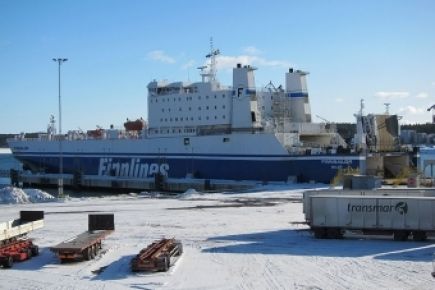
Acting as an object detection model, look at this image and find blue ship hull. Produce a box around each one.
[15,152,364,184]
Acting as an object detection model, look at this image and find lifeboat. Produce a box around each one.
[124,118,145,131]
[87,128,104,138]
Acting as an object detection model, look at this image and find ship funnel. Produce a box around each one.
[286,69,311,123]
[233,64,256,93]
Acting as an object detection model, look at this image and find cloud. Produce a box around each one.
[147,50,176,64]
[214,55,292,70]
[399,105,425,115]
[181,60,195,70]
[243,46,262,55]
[415,92,428,99]
[432,81,435,86]
[374,91,409,99]
[335,97,344,103]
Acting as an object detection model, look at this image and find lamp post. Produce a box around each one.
[53,58,68,197]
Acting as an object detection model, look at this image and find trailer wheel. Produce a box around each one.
[160,255,170,272]
[31,245,39,256]
[26,248,33,259]
[313,228,327,239]
[393,231,409,241]
[176,242,183,255]
[412,231,427,241]
[3,256,14,268]
[326,228,343,239]
[83,247,92,261]
[92,245,98,258]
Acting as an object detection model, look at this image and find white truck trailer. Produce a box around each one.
[308,195,435,241]
[303,188,435,224]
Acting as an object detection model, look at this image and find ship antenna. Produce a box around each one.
[384,103,390,115]
[205,37,220,82]
[359,98,365,116]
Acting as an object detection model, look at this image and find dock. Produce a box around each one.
[11,171,255,192]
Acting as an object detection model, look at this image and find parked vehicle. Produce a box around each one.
[50,214,114,262]
[131,238,183,272]
[303,188,435,224]
[0,211,44,268]
[308,195,435,241]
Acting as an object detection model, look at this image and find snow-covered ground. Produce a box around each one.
[0,185,434,289]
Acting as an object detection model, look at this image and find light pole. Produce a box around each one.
[53,58,68,197]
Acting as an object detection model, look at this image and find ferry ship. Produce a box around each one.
[8,47,368,186]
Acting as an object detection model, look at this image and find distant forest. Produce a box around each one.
[1,123,435,147]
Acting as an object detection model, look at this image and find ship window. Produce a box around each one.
[206,95,209,99]
[251,111,256,122]
[179,97,181,101]
[206,116,209,120]
[162,99,165,102]
[262,106,265,110]
[169,108,171,112]
[189,107,191,111]
[222,105,226,109]
[215,116,217,119]
[206,106,209,110]
[173,98,176,102]
[190,117,194,121]
[223,137,230,142]
[198,117,201,120]
[162,109,164,112]
[180,117,183,121]
[175,118,178,121]
[214,106,217,110]
[222,115,226,119]
[222,94,225,98]
[155,99,158,103]
[165,118,167,122]
[160,118,163,122]
[214,95,217,99]
[170,118,173,122]
[184,138,190,145]
[179,107,182,111]
[198,96,201,100]
[198,107,201,110]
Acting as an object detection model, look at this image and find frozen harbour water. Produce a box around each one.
[0,185,434,290]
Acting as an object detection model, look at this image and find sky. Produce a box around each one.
[1,0,435,133]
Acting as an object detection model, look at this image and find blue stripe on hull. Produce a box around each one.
[16,155,363,184]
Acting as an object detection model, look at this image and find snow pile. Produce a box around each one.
[179,188,201,199]
[24,188,55,202]
[0,186,30,204]
[0,186,55,204]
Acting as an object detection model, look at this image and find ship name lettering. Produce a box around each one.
[98,158,169,178]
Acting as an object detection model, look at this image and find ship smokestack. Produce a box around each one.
[285,69,311,123]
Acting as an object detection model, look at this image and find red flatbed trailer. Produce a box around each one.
[0,211,44,269]
[131,238,183,272]
[50,214,114,263]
